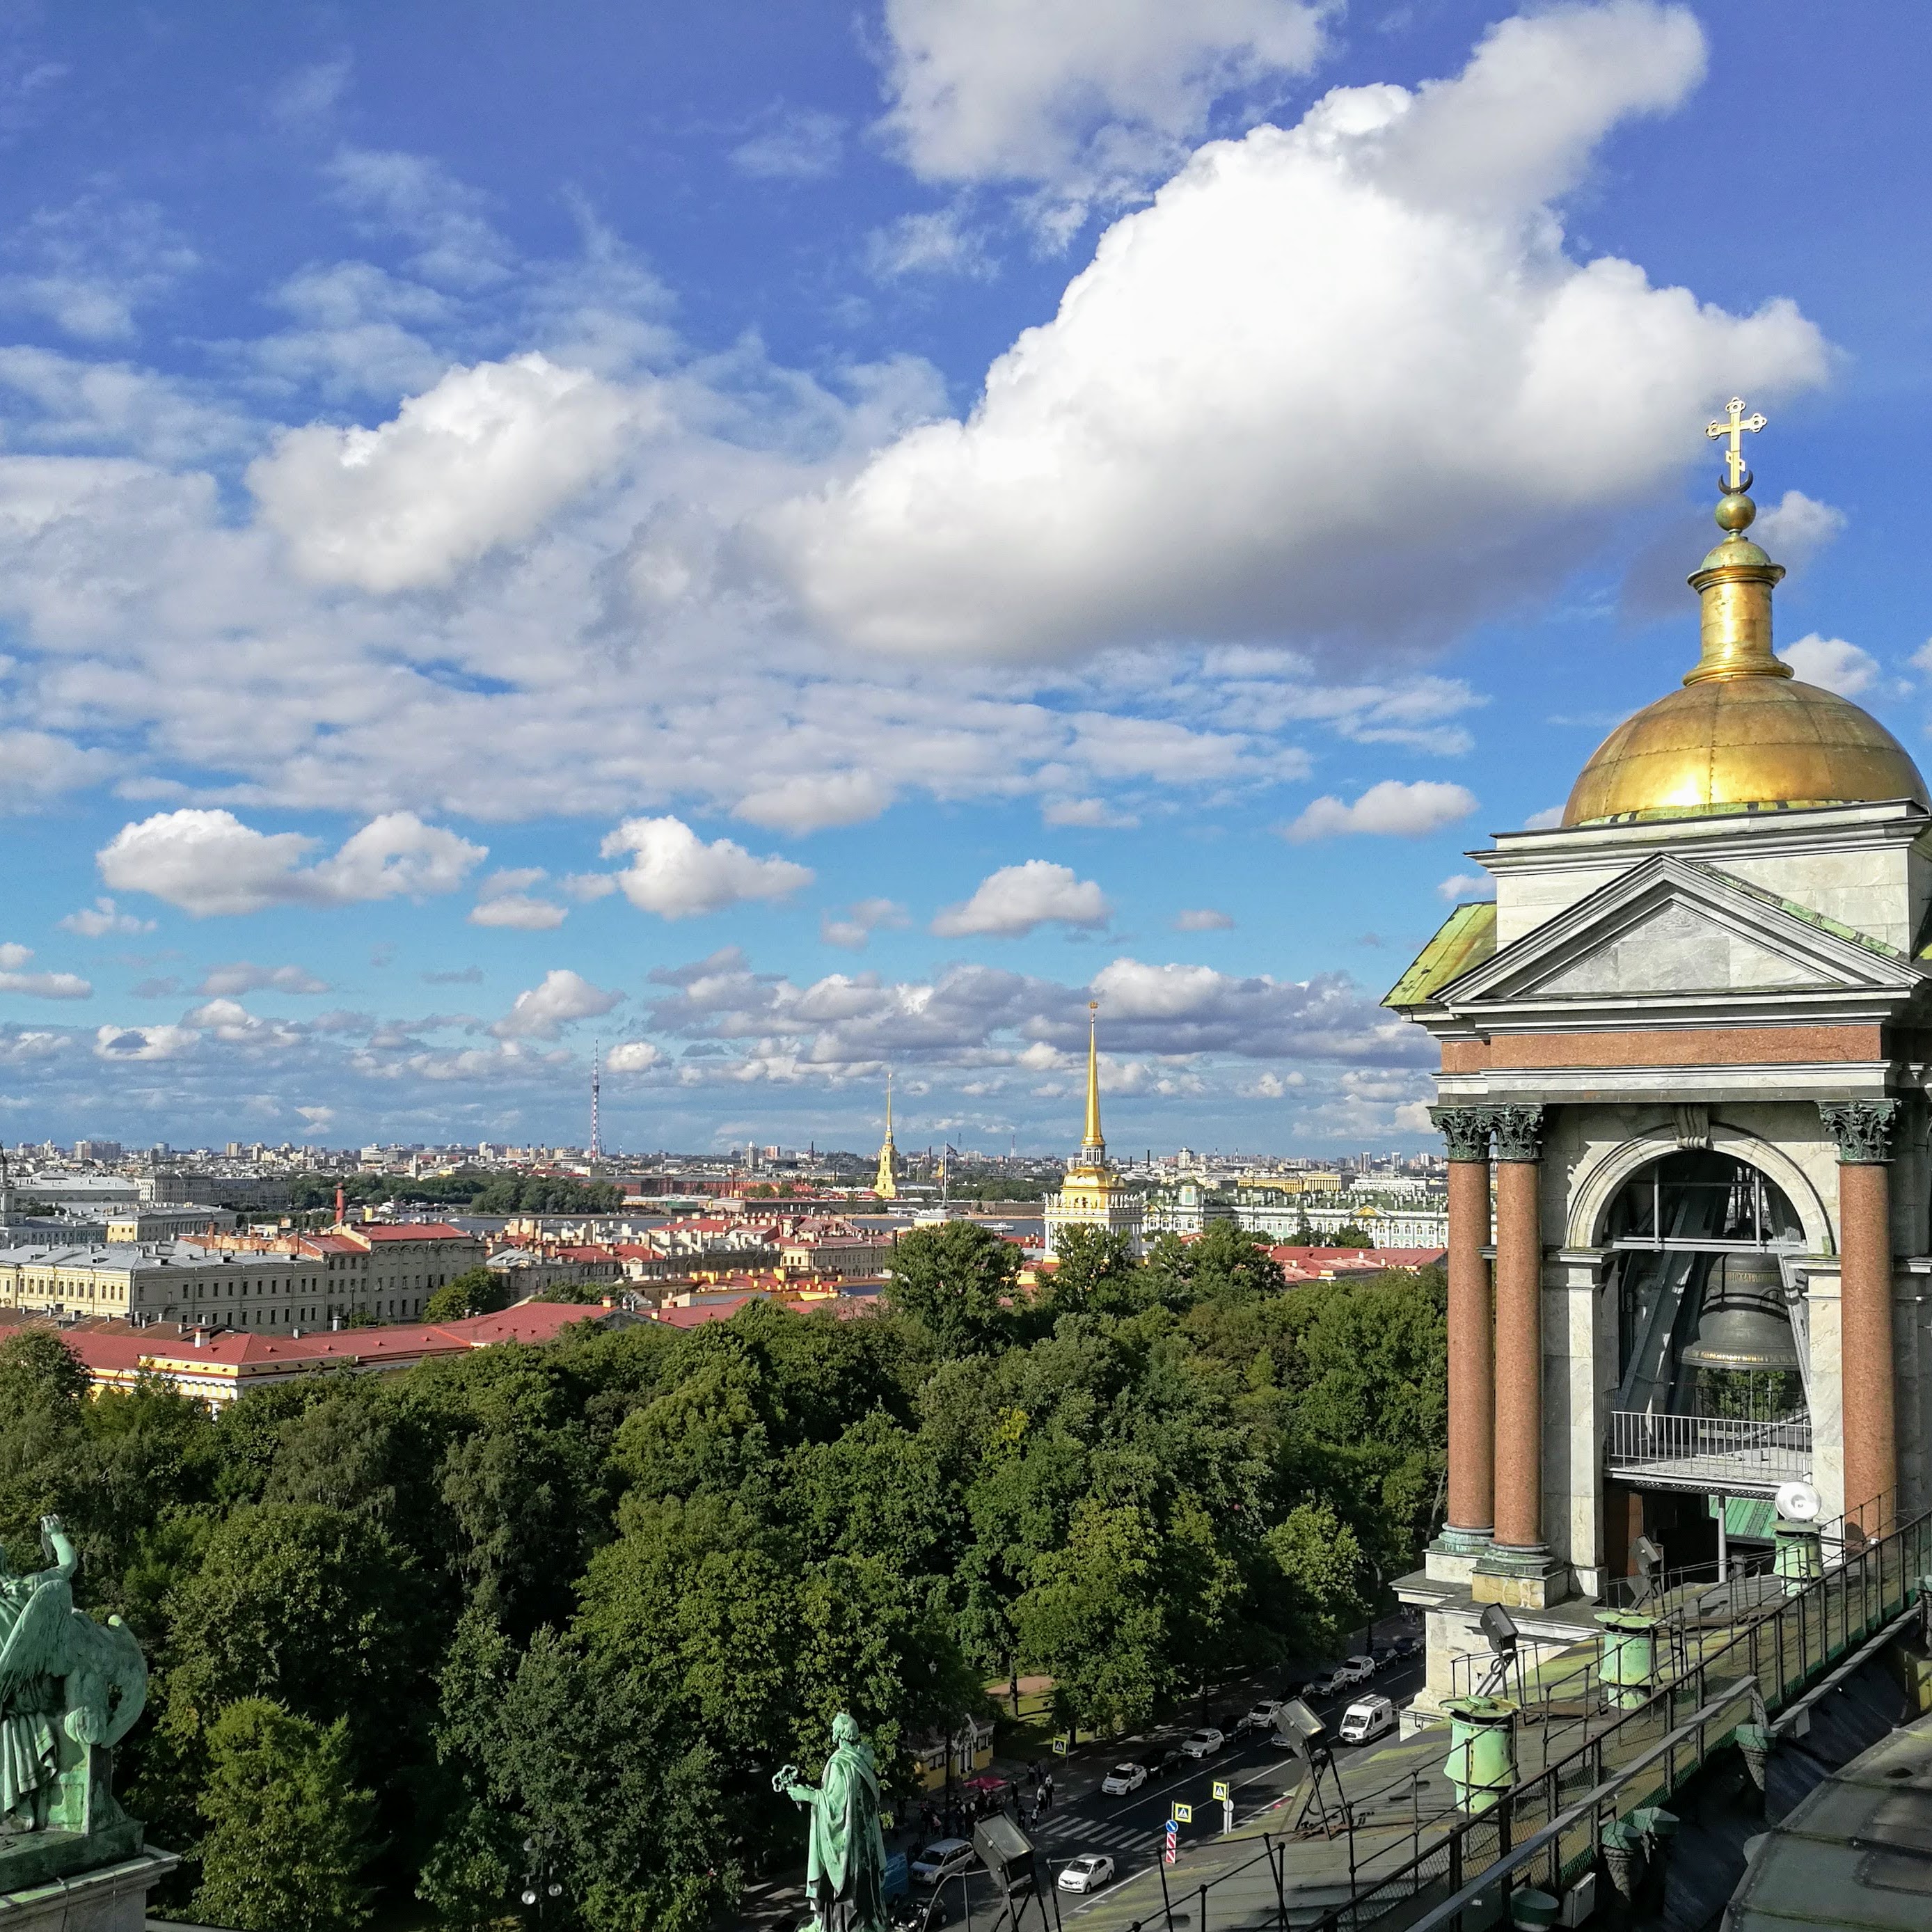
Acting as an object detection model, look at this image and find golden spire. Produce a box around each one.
[1081,1001,1105,1161]
[873,1070,898,1199]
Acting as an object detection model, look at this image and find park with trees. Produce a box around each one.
[0,1220,1445,1931]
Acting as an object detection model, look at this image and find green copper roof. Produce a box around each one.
[1697,863,1910,963]
[1383,901,1496,1010]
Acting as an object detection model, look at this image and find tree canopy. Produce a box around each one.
[0,1228,1444,1930]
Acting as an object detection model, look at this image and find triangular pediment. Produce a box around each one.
[1434,855,1926,1018]
[1527,900,1823,997]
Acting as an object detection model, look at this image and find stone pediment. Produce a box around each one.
[1528,901,1821,998]
[1435,855,1925,1019]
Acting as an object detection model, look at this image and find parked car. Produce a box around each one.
[910,1840,976,1887]
[1339,1655,1377,1686]
[1180,1727,1225,1759]
[1391,1632,1421,1661]
[1238,1700,1280,1734]
[1100,1761,1148,1796]
[1142,1746,1188,1780]
[1057,1854,1116,1895]
[1337,1695,1396,1745]
[1308,1665,1349,1697]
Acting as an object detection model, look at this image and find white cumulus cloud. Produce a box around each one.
[933,860,1111,937]
[247,352,637,592]
[878,0,1327,208]
[491,968,625,1041]
[1755,489,1846,571]
[599,816,814,919]
[1780,634,1877,699]
[1436,871,1494,903]
[98,809,485,915]
[732,770,894,834]
[1286,779,1477,842]
[196,962,331,996]
[779,3,1823,665]
[1173,908,1235,931]
[57,897,154,937]
[605,1040,660,1072]
[0,942,90,999]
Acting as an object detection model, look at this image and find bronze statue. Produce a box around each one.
[774,1713,890,1932]
[0,1515,146,1858]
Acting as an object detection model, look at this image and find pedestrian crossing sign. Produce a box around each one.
[1172,1803,1192,1823]
[1212,1781,1230,1802]
[1052,1733,1070,1755]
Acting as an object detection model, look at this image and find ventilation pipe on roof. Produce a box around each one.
[193,1329,204,1348]
[331,1315,341,1331]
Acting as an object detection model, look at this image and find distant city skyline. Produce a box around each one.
[1,3,1926,1148]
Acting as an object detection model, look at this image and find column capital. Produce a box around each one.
[1430,1104,1494,1163]
[1490,1104,1547,1164]
[1819,1099,1899,1165]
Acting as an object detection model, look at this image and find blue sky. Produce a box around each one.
[0,0,1926,1156]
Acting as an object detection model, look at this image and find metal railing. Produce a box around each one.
[1096,1502,1932,1932]
[1605,1409,1811,1491]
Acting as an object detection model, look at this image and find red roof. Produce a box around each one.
[1268,1244,1445,1267]
[349,1222,473,1242]
[59,1299,605,1381]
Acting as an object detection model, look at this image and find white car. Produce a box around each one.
[1179,1727,1224,1759]
[1338,1695,1395,1745]
[1100,1761,1147,1796]
[910,1839,976,1886]
[1238,1700,1278,1734]
[1057,1854,1116,1894]
[1338,1656,1377,1686]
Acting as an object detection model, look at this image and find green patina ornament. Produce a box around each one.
[773,1713,889,1932]
[0,1515,149,1889]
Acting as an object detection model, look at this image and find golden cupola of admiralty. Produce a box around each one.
[1562,397,1928,828]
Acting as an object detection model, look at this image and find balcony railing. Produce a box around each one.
[1606,1408,1811,1494]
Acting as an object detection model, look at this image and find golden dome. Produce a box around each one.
[1563,479,1929,826]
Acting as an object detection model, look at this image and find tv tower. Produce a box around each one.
[589,1043,603,1162]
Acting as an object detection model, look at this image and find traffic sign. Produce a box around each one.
[1052,1733,1070,1756]
[1211,1781,1230,1802]
[1163,1818,1178,1867]
[1172,1802,1193,1823]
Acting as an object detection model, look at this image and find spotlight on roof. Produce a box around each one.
[1479,1604,1520,1655]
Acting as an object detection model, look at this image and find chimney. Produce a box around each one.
[331,1315,341,1331]
[193,1329,204,1348]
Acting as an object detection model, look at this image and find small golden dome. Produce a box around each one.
[1562,676,1929,826]
[1563,464,1929,827]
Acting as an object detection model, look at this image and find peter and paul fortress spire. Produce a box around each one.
[873,1071,898,1200]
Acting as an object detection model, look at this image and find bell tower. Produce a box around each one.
[1387,405,1932,1720]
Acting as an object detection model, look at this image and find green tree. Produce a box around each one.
[424,1267,513,1322]
[884,1221,1020,1356]
[1041,1226,1139,1317]
[191,1697,376,1932]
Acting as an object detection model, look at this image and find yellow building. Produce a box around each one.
[1043,1003,1145,1258]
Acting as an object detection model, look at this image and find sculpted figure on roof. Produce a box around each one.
[773,1712,890,1931]
[0,1514,149,1876]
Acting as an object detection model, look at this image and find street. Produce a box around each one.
[914,1654,1427,1925]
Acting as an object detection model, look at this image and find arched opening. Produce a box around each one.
[1605,1149,1806,1420]
[1601,1149,1814,1584]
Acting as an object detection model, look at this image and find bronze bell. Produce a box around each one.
[1680,1251,1800,1372]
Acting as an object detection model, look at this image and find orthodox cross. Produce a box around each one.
[1706,395,1767,492]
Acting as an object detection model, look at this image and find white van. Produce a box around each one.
[1338,1695,1395,1745]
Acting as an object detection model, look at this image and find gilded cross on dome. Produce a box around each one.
[1706,395,1768,493]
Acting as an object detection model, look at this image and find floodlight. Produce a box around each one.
[1479,1604,1519,1654]
[1633,1535,1664,1574]
[1774,1480,1821,1523]
[1272,1698,1329,1755]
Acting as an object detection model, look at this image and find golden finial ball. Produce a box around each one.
[1714,491,1756,533]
